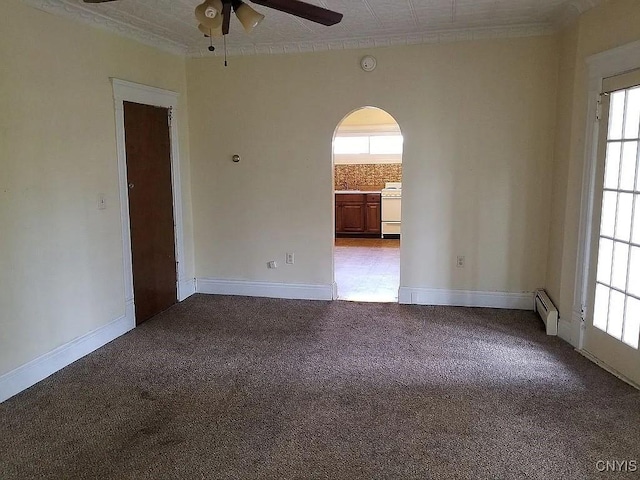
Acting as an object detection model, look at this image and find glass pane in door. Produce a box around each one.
[604,142,622,189]
[624,88,640,139]
[623,297,640,348]
[608,91,625,139]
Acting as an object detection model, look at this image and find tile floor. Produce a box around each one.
[334,238,400,302]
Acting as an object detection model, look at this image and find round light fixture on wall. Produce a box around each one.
[360,55,377,72]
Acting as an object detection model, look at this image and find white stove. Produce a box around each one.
[381,182,401,237]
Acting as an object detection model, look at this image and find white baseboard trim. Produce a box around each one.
[0,313,135,403]
[398,287,534,310]
[178,277,196,301]
[125,297,135,325]
[196,278,334,301]
[577,349,640,391]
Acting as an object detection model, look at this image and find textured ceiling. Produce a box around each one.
[24,0,601,56]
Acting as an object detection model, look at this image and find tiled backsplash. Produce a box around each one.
[334,164,402,190]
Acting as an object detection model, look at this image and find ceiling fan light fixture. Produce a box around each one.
[198,23,223,38]
[195,0,223,29]
[233,2,265,34]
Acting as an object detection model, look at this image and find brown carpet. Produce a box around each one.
[1,294,639,480]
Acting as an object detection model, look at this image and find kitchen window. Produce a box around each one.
[333,133,403,155]
[333,136,370,154]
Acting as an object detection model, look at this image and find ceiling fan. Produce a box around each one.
[82,0,343,37]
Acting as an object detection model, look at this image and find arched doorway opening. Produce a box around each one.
[332,106,402,302]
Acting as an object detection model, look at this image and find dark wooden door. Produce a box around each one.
[124,101,177,325]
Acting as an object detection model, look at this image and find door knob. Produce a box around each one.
[128,183,134,189]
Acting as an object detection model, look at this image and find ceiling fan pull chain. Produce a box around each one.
[224,34,228,67]
[208,29,215,52]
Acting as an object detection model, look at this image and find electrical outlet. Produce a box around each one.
[286,253,295,265]
[267,261,277,269]
[456,256,465,268]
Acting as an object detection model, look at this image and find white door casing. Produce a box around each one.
[112,79,192,325]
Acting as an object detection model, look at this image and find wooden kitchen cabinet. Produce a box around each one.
[365,201,381,234]
[335,193,381,236]
[340,203,366,232]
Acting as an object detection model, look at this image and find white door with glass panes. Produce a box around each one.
[585,70,640,386]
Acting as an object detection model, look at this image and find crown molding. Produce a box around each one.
[555,0,602,27]
[21,0,585,60]
[187,23,557,58]
[21,0,187,56]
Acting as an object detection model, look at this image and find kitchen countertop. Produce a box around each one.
[335,190,382,194]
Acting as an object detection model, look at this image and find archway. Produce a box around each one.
[332,106,403,302]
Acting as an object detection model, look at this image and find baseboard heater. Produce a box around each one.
[534,289,558,336]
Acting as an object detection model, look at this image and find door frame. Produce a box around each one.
[112,79,189,326]
[574,40,640,355]
[331,106,403,302]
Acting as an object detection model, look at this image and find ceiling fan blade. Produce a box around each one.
[250,0,342,26]
[222,1,232,35]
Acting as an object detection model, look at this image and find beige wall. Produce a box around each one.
[545,24,579,316]
[11,0,627,380]
[187,36,558,293]
[547,0,640,329]
[0,0,194,375]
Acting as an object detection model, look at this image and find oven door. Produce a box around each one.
[381,196,401,222]
[381,196,401,236]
